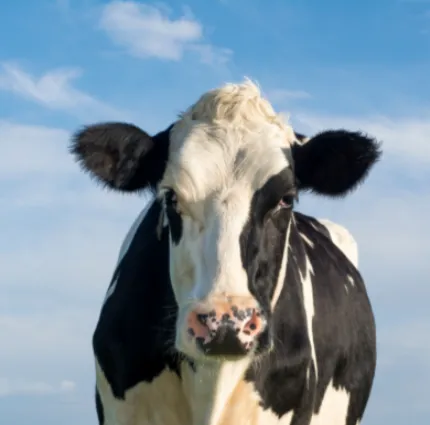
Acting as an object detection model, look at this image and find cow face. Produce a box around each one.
[71,80,381,363]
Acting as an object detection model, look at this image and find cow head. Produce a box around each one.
[71,80,381,362]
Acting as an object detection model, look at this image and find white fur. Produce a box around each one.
[271,220,292,309]
[95,359,190,425]
[299,231,315,248]
[297,239,319,383]
[96,356,352,425]
[156,80,297,359]
[310,380,350,425]
[317,219,358,268]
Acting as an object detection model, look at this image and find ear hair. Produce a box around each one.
[292,129,382,197]
[70,122,171,192]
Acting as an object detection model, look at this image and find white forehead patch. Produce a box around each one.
[159,79,297,203]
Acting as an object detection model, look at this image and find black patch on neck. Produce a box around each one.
[245,212,376,423]
[93,200,180,399]
[244,219,313,418]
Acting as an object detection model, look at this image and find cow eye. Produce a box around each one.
[279,193,295,208]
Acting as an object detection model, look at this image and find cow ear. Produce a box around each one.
[294,131,310,144]
[70,122,170,192]
[291,129,382,197]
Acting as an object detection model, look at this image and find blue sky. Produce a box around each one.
[1,0,430,424]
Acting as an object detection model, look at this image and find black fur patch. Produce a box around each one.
[93,201,180,400]
[292,129,382,197]
[294,212,376,423]
[70,122,171,192]
[95,388,104,424]
[243,212,376,422]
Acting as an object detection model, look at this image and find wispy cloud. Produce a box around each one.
[0,120,72,179]
[0,63,127,120]
[0,378,76,397]
[99,1,232,65]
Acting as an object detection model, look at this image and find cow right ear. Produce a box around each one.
[70,122,170,192]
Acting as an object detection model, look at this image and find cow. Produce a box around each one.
[70,80,381,425]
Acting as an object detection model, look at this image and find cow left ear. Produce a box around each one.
[291,129,382,197]
[70,122,171,192]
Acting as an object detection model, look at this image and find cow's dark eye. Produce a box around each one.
[279,194,295,208]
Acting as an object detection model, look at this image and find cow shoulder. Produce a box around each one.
[244,223,316,422]
[245,212,375,423]
[295,212,358,269]
[93,199,179,400]
[315,218,358,268]
[294,212,376,422]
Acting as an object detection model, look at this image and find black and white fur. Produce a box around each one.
[71,80,381,425]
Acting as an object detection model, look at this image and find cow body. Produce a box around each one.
[71,80,381,425]
[93,199,375,425]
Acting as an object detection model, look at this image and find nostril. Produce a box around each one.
[244,309,263,335]
[196,313,208,325]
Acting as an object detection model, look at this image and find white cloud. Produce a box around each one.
[99,1,232,64]
[0,378,76,397]
[0,63,126,120]
[0,120,73,179]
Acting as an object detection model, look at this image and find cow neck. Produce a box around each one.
[180,357,252,425]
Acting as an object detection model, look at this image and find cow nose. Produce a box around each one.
[186,301,265,357]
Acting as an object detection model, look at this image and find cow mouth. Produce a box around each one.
[176,324,273,363]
